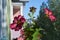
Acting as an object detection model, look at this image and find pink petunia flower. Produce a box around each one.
[10,15,26,31]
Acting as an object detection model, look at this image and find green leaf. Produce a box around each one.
[32,21,35,25]
[32,29,40,40]
[28,13,31,17]
[23,22,28,28]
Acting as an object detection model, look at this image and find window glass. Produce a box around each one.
[13,6,20,17]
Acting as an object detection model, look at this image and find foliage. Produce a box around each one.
[48,0,60,40]
[24,7,43,40]
[37,1,60,40]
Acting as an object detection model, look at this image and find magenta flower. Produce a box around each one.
[10,15,26,31]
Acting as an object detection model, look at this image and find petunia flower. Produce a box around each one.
[10,15,26,31]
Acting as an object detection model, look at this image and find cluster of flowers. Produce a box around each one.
[10,15,26,40]
[44,8,56,21]
[10,6,37,40]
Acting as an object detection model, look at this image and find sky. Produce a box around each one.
[24,0,48,19]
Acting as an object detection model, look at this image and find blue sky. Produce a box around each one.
[24,0,48,19]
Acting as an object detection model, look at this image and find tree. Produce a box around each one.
[48,0,60,40]
[37,0,60,40]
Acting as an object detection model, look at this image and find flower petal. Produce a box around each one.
[20,17,26,23]
[17,24,22,29]
[49,15,56,21]
[17,37,24,40]
[10,23,17,29]
[18,15,22,20]
[20,29,24,35]
[49,11,53,16]
[44,8,49,15]
[14,17,18,23]
[15,27,20,31]
[14,25,22,31]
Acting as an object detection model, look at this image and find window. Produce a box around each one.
[13,6,21,17]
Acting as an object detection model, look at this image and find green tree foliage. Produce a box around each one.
[48,0,60,40]
[48,0,60,30]
[37,1,60,40]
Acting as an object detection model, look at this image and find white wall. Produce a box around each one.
[10,2,24,40]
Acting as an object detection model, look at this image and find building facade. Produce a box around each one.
[0,0,8,40]
[0,0,28,40]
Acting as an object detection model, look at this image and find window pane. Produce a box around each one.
[13,6,20,17]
